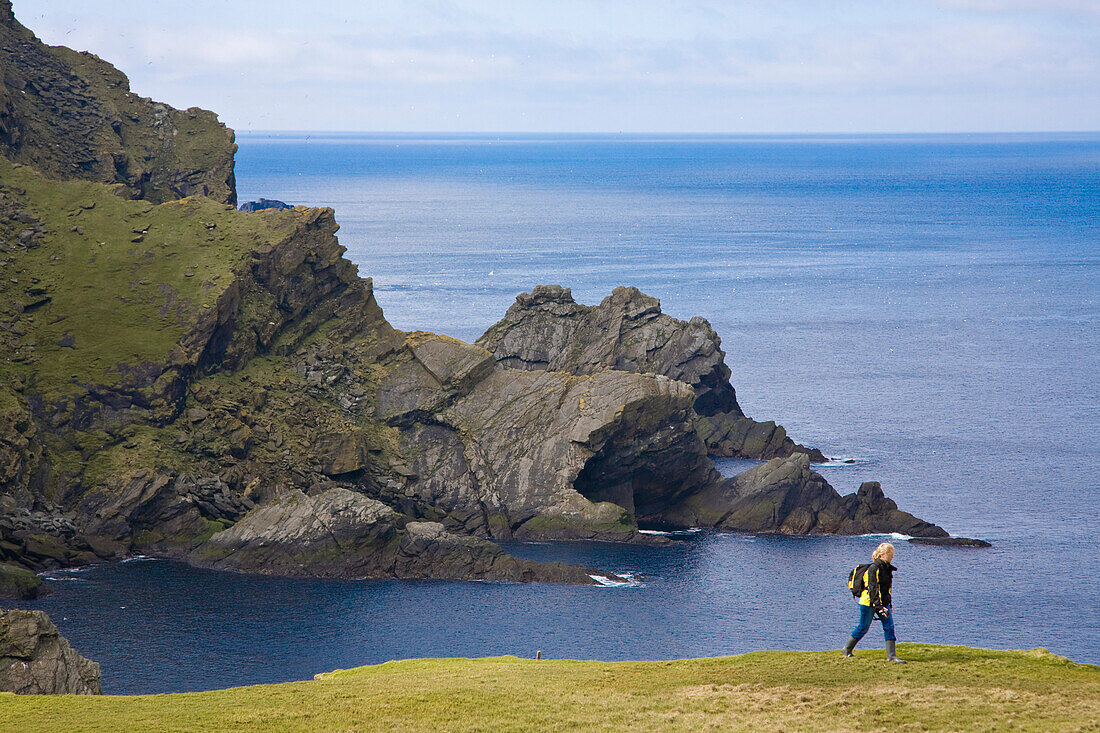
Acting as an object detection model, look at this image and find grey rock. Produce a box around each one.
[654,453,949,537]
[439,366,715,541]
[315,431,371,475]
[477,285,824,461]
[239,198,292,213]
[0,607,101,694]
[191,488,600,584]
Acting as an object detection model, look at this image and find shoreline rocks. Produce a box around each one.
[0,564,50,600]
[190,488,604,584]
[909,536,992,548]
[653,453,950,537]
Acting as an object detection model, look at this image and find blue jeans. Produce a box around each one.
[851,603,896,642]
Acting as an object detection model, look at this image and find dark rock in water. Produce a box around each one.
[909,536,991,548]
[0,607,101,694]
[0,563,50,599]
[477,285,824,462]
[239,198,292,213]
[190,488,601,584]
[653,453,949,537]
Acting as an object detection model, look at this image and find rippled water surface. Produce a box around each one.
[17,134,1099,692]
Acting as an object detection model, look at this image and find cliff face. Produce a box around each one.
[0,3,966,585]
[0,607,101,694]
[477,285,825,462]
[0,2,236,205]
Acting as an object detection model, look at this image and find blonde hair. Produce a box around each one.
[872,542,895,561]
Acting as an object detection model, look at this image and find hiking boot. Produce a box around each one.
[842,637,857,658]
[885,640,906,663]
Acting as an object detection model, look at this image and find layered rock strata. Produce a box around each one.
[651,453,948,537]
[0,607,101,694]
[477,285,825,461]
[191,488,601,583]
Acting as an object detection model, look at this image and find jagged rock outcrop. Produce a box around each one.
[239,198,292,213]
[191,488,600,583]
[0,1,236,204]
[652,453,948,537]
[477,285,824,461]
[354,329,714,541]
[0,607,101,694]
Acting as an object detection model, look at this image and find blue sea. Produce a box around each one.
[17,133,1100,693]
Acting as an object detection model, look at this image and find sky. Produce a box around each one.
[13,0,1100,133]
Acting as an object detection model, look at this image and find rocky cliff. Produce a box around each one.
[0,607,101,694]
[0,3,971,588]
[477,285,825,461]
[0,1,236,204]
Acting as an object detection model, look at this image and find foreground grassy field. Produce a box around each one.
[2,645,1097,732]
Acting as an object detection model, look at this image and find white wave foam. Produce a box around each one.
[120,555,153,563]
[42,576,87,583]
[589,573,643,588]
[859,532,915,540]
[817,456,861,467]
[638,528,702,536]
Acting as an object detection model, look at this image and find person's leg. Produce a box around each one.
[881,609,896,642]
[881,608,906,663]
[845,604,874,655]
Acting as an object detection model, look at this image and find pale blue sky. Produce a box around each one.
[14,0,1099,132]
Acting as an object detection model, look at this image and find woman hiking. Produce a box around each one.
[843,541,906,663]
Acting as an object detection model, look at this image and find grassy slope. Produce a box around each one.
[0,157,294,401]
[1,646,1096,732]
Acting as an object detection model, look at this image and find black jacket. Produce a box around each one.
[866,558,896,609]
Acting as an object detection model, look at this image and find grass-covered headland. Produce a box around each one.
[1,645,1097,732]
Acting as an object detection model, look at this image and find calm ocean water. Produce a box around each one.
[17,134,1100,692]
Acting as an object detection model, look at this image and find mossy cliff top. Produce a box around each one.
[0,1,236,205]
[0,157,347,410]
[0,646,1096,731]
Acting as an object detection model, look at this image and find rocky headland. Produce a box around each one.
[0,0,977,598]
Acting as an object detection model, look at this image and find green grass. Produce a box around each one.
[1,646,1096,732]
[0,157,312,403]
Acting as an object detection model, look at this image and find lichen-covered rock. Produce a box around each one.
[0,607,101,694]
[0,1,236,205]
[0,564,49,599]
[477,285,824,461]
[439,367,715,540]
[654,453,949,537]
[190,488,599,584]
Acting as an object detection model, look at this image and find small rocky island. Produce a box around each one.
[0,0,976,600]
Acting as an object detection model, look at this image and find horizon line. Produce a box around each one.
[232,129,1100,137]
